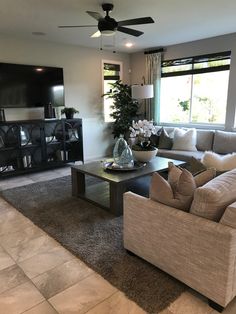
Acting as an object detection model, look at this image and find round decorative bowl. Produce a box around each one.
[132,148,158,162]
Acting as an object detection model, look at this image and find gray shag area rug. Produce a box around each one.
[1,176,186,313]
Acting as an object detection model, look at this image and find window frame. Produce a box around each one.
[102,59,123,123]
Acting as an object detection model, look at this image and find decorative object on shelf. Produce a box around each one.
[55,107,62,119]
[44,103,55,119]
[103,80,139,138]
[113,134,134,168]
[0,109,6,121]
[129,120,158,162]
[20,127,30,146]
[61,107,79,119]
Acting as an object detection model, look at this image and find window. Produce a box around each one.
[102,60,123,122]
[160,51,231,125]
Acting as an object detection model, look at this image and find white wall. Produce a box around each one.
[130,32,236,130]
[0,34,131,160]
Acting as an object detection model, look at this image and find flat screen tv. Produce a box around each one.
[0,62,64,108]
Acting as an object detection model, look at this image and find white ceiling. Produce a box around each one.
[1,0,236,53]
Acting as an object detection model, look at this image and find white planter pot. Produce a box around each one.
[132,148,158,162]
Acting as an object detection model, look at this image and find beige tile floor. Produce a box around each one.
[0,167,236,314]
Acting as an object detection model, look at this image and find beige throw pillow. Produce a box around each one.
[150,169,196,211]
[190,168,236,221]
[168,162,215,188]
[150,163,216,212]
[194,168,216,187]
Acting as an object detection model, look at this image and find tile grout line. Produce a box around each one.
[20,300,60,314]
[46,271,96,303]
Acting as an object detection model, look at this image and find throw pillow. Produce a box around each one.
[190,168,236,221]
[150,163,216,212]
[158,128,173,149]
[184,157,207,175]
[150,127,163,147]
[194,168,216,187]
[172,128,197,151]
[150,169,196,211]
[202,151,236,171]
[220,201,236,229]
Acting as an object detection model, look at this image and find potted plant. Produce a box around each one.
[129,120,158,162]
[103,80,139,138]
[61,107,79,119]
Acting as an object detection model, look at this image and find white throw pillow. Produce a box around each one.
[172,128,197,151]
[202,151,236,171]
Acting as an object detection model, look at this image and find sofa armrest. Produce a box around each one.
[124,192,236,306]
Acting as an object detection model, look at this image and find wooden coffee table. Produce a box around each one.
[71,156,185,216]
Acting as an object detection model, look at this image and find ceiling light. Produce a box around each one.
[100,30,115,36]
[125,42,133,48]
[35,68,43,72]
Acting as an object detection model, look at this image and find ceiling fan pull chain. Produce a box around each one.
[113,34,116,53]
[100,35,103,50]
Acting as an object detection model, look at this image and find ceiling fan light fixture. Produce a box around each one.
[100,29,115,36]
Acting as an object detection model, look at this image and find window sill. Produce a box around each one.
[158,122,225,130]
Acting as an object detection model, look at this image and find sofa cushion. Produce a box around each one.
[172,128,197,151]
[220,201,236,229]
[190,168,236,221]
[157,149,204,162]
[158,128,173,149]
[202,151,236,171]
[213,130,236,154]
[196,130,215,151]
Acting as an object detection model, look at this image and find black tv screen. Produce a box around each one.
[0,62,64,108]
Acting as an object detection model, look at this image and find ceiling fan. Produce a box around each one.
[58,3,154,38]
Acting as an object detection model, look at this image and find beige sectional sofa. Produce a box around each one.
[156,128,236,161]
[124,168,236,311]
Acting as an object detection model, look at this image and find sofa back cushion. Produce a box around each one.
[196,130,215,151]
[213,130,236,154]
[190,168,236,221]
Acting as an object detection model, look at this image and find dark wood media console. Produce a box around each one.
[0,118,83,178]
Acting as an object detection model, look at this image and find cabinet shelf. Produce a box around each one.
[0,118,83,178]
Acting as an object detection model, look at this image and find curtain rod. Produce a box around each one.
[144,48,164,55]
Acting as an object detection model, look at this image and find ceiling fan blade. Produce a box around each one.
[118,17,154,27]
[91,30,101,38]
[117,26,144,37]
[58,25,97,28]
[86,11,103,21]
